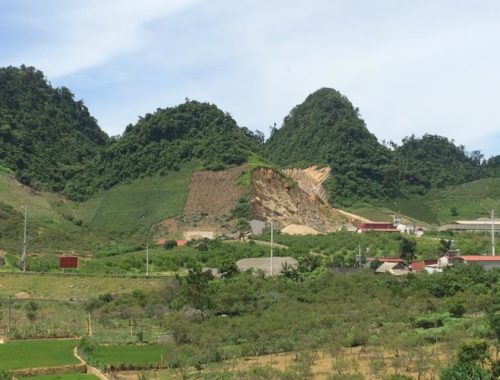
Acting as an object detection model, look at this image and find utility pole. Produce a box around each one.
[8,296,12,329]
[21,205,28,272]
[492,209,496,256]
[146,244,149,276]
[270,210,274,276]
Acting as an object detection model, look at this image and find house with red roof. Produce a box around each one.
[411,259,438,272]
[357,222,400,233]
[433,255,500,272]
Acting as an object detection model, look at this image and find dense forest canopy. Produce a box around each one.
[65,100,261,200]
[264,88,399,203]
[1,65,499,206]
[264,88,500,205]
[0,66,108,191]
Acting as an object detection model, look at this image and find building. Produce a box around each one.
[184,230,216,240]
[439,218,500,233]
[375,261,408,275]
[426,254,500,273]
[410,259,438,272]
[357,222,400,233]
[396,224,425,237]
[440,255,500,271]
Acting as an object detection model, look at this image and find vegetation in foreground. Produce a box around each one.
[72,264,499,379]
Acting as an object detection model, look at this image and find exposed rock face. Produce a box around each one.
[251,168,347,233]
[283,166,331,204]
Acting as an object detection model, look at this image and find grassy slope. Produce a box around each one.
[348,177,500,226]
[0,273,163,299]
[0,339,79,370]
[72,164,194,240]
[0,164,194,254]
[425,177,500,223]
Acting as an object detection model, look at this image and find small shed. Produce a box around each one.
[59,256,79,269]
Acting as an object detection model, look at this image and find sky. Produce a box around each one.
[1,0,500,156]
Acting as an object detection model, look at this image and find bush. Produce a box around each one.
[0,371,12,380]
[457,340,489,364]
[440,362,492,380]
[163,240,177,250]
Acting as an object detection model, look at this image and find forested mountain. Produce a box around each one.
[0,66,108,191]
[65,101,261,200]
[393,134,485,194]
[264,88,500,205]
[1,65,499,208]
[264,88,397,204]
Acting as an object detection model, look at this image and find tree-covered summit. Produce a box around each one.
[0,65,109,191]
[65,100,262,200]
[264,88,395,204]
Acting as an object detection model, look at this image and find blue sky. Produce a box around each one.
[1,0,499,156]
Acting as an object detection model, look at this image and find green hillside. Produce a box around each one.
[425,177,500,223]
[66,100,262,200]
[264,88,500,206]
[0,66,108,191]
[0,164,193,257]
[72,163,194,240]
[348,177,500,225]
[264,88,395,204]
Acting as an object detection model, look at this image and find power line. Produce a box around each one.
[21,205,28,272]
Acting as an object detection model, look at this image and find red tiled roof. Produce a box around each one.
[411,260,438,272]
[376,258,404,263]
[458,255,500,262]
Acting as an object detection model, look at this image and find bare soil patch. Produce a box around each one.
[183,165,247,230]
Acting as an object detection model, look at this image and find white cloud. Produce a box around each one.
[2,0,500,155]
[3,0,198,78]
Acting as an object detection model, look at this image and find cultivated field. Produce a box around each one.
[22,375,99,380]
[0,339,79,370]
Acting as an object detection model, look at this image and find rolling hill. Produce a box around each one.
[0,66,108,191]
[1,66,500,260]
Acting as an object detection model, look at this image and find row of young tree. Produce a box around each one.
[74,262,500,379]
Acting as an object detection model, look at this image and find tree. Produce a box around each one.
[217,256,239,279]
[24,301,39,327]
[175,266,214,317]
[399,237,416,265]
[440,362,492,380]
[439,239,452,254]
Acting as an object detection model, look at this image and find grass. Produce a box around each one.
[73,164,194,239]
[0,339,79,370]
[237,154,274,188]
[0,273,164,299]
[90,344,171,366]
[348,177,500,226]
[22,375,99,380]
[0,164,13,175]
[425,177,500,224]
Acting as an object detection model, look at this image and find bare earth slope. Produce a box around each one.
[182,164,247,230]
[251,168,349,233]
